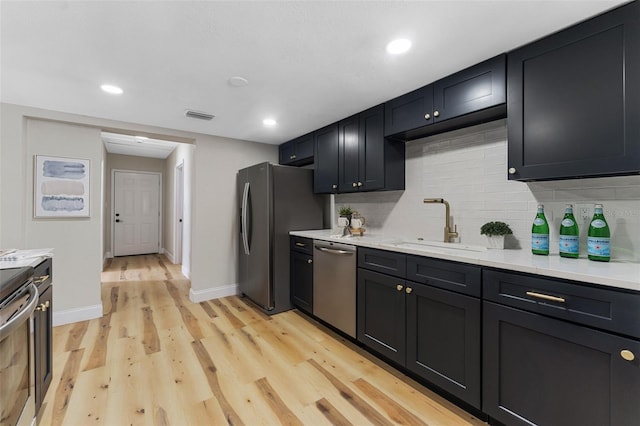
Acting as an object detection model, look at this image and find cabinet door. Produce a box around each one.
[293,133,314,163]
[384,85,434,137]
[507,1,640,181]
[34,285,53,413]
[338,114,360,192]
[290,251,313,314]
[279,140,295,165]
[433,54,505,122]
[313,123,339,193]
[357,104,385,191]
[483,301,640,426]
[406,283,481,409]
[357,269,406,365]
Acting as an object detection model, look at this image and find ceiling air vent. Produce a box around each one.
[184,109,215,121]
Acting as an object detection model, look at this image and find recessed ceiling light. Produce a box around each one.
[100,84,123,95]
[386,38,412,55]
[229,76,249,87]
[263,118,277,127]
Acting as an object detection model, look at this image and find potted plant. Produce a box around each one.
[480,221,513,249]
[338,206,353,227]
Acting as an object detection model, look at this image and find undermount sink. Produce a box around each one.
[383,240,487,254]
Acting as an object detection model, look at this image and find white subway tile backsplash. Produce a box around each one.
[335,121,640,261]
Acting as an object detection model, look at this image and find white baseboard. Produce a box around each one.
[105,251,113,259]
[182,264,190,279]
[53,303,103,326]
[164,248,175,263]
[189,284,238,303]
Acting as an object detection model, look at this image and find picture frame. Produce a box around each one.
[34,155,90,218]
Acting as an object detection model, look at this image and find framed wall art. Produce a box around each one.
[34,155,90,218]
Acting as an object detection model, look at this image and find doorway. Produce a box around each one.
[112,170,161,256]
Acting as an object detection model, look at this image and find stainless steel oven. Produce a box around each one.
[0,267,37,426]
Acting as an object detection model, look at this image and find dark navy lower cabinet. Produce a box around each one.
[357,249,482,410]
[290,237,314,314]
[357,268,406,365]
[407,284,481,409]
[483,301,640,426]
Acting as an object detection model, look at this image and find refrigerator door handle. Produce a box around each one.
[241,182,250,255]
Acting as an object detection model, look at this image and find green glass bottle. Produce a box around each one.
[531,204,549,255]
[588,204,610,262]
[559,204,579,258]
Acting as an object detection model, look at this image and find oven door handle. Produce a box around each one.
[0,282,39,342]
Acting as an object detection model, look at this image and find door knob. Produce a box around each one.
[332,184,337,189]
[357,182,363,187]
[307,259,313,264]
[405,287,413,294]
[424,113,431,120]
[508,167,517,175]
[433,110,440,117]
[396,284,403,291]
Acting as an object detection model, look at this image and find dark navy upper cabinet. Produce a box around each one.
[384,86,434,137]
[385,54,506,141]
[338,105,405,193]
[313,123,339,193]
[433,54,506,123]
[507,1,640,181]
[279,132,314,166]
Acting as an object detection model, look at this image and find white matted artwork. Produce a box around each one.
[34,155,90,218]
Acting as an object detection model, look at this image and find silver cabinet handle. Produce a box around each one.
[405,287,413,294]
[352,182,357,187]
[424,113,431,120]
[396,284,403,291]
[357,182,363,187]
[508,167,517,175]
[295,242,306,247]
[315,246,354,255]
[433,110,440,117]
[332,184,337,189]
[307,259,313,264]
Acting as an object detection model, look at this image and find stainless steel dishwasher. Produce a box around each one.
[313,240,356,338]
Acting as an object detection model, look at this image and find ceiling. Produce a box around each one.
[1,1,630,146]
[102,132,181,159]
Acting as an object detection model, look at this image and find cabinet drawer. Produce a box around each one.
[484,269,640,339]
[358,247,406,279]
[33,257,52,293]
[290,236,313,255]
[407,256,481,297]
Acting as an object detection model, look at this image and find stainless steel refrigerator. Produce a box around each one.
[238,162,324,314]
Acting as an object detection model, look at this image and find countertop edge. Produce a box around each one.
[290,230,640,293]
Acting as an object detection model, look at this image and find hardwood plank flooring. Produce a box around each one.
[40,254,486,425]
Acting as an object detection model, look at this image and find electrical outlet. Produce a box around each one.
[575,203,592,222]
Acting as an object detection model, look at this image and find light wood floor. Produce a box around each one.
[39,254,486,425]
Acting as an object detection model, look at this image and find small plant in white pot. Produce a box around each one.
[480,221,513,249]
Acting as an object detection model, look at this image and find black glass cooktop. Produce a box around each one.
[0,267,34,304]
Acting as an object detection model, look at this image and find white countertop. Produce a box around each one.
[0,248,54,269]
[290,230,640,292]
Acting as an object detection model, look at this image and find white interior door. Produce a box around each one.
[113,171,161,256]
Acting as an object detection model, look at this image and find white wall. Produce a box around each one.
[336,119,640,261]
[0,116,104,325]
[1,103,277,324]
[188,136,277,302]
[164,143,195,276]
